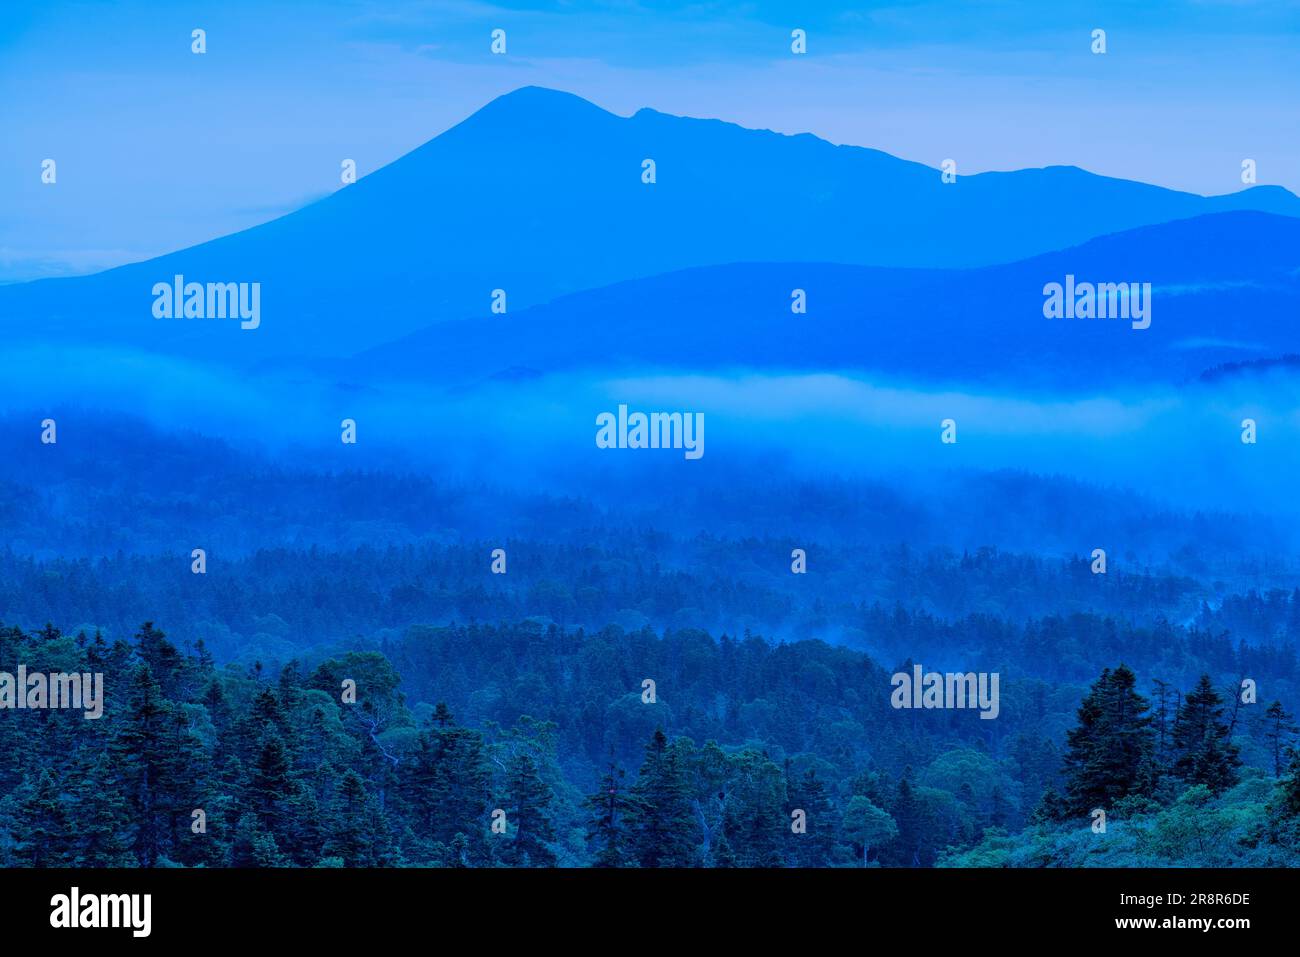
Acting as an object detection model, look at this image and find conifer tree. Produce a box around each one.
[1059,664,1155,817]
[110,664,173,865]
[1263,701,1298,778]
[1150,678,1176,766]
[134,622,190,700]
[323,770,384,867]
[786,768,837,867]
[887,773,924,867]
[401,707,491,853]
[248,731,293,833]
[12,771,74,867]
[71,753,134,867]
[1173,674,1242,795]
[629,730,698,867]
[717,749,786,867]
[501,753,557,866]
[230,810,286,867]
[584,757,637,867]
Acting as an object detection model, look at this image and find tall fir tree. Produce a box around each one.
[584,757,637,867]
[248,731,293,833]
[323,770,395,867]
[109,664,172,865]
[501,753,557,866]
[1263,701,1298,778]
[12,771,74,867]
[629,730,698,867]
[400,706,491,859]
[1059,664,1156,818]
[1172,674,1242,795]
[786,767,838,867]
[70,753,134,867]
[717,750,786,867]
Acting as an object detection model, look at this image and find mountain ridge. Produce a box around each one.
[2,86,1296,365]
[342,209,1300,391]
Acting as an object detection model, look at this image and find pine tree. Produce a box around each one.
[157,703,211,863]
[277,780,324,866]
[229,810,285,867]
[70,753,134,866]
[500,753,557,866]
[1173,674,1241,795]
[12,771,74,867]
[717,749,786,867]
[133,622,190,700]
[887,772,924,867]
[786,768,837,866]
[323,770,390,867]
[584,757,637,867]
[248,731,292,833]
[109,664,172,865]
[629,730,698,867]
[1150,678,1175,766]
[1263,701,1298,778]
[401,708,491,856]
[1059,664,1155,817]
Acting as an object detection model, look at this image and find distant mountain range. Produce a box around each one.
[336,209,1298,390]
[2,86,1297,371]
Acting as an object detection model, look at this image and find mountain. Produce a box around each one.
[2,87,1297,365]
[349,210,1300,391]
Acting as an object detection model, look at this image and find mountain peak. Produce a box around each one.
[433,85,622,148]
[6,87,1299,368]
[475,85,615,121]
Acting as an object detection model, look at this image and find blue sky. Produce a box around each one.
[2,0,1297,281]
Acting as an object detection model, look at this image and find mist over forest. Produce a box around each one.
[3,82,1300,870]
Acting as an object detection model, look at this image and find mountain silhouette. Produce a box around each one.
[2,86,1296,364]
[349,210,1300,391]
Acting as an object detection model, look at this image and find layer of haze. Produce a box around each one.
[6,344,1298,530]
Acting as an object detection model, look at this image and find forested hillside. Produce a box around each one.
[4,417,1300,867]
[4,619,1297,867]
